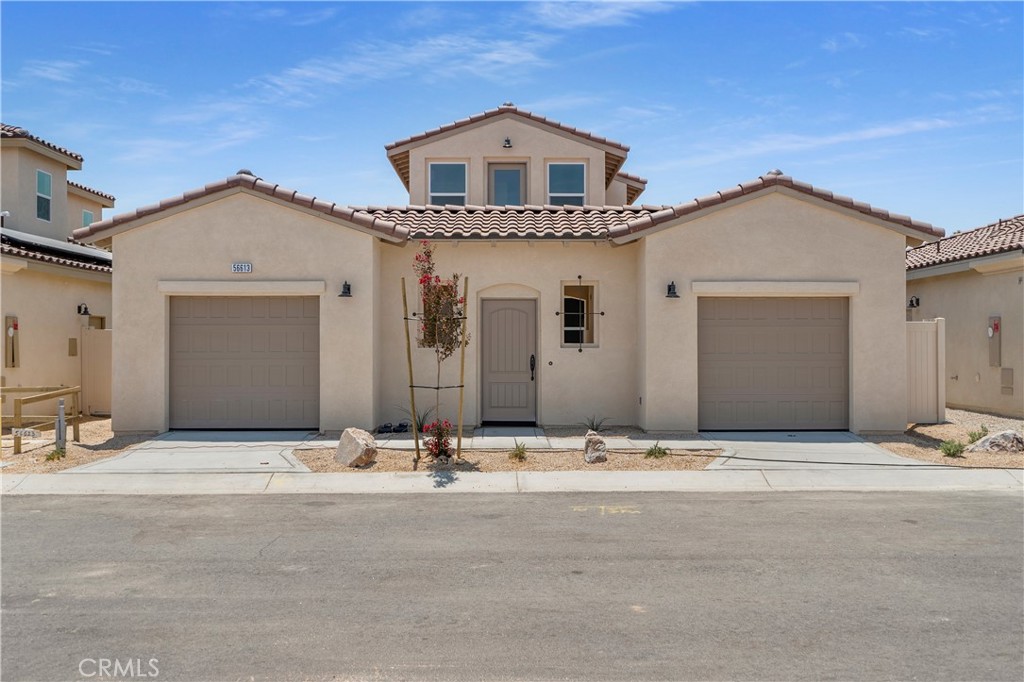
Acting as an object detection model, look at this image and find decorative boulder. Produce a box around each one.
[335,427,377,467]
[966,430,1024,454]
[584,430,607,463]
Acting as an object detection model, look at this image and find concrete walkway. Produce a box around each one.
[2,428,1020,495]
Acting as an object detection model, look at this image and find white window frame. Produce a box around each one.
[82,210,94,227]
[547,162,586,206]
[428,162,467,206]
[36,170,52,222]
[561,281,598,348]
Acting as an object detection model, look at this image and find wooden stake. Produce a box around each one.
[400,277,421,464]
[456,276,469,461]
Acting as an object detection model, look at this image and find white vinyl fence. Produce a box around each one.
[907,318,945,424]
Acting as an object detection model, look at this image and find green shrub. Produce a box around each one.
[580,415,609,432]
[940,440,966,458]
[45,448,66,461]
[509,439,527,462]
[967,425,989,444]
[645,442,670,459]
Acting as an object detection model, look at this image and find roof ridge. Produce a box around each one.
[384,103,629,152]
[67,179,116,203]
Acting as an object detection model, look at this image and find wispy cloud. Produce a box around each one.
[519,94,606,112]
[21,59,89,82]
[821,32,867,53]
[529,1,675,30]
[215,3,339,27]
[70,42,118,56]
[895,26,955,41]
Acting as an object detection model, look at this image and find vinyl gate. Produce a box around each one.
[907,318,945,424]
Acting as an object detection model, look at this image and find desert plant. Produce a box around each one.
[967,425,989,444]
[45,448,66,461]
[940,439,966,458]
[580,415,609,432]
[509,439,527,462]
[645,442,670,459]
[398,404,436,433]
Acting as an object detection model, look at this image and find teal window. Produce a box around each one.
[489,164,525,205]
[548,163,585,206]
[36,170,52,221]
[429,163,466,205]
[82,210,94,227]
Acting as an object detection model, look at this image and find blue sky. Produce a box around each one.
[2,1,1021,234]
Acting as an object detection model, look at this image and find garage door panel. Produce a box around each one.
[699,297,848,430]
[170,296,319,429]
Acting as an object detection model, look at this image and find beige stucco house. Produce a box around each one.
[74,104,944,435]
[907,216,1023,418]
[1,124,115,417]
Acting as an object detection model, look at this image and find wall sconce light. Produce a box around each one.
[666,282,680,299]
[907,296,920,309]
[502,137,513,149]
[77,304,91,315]
[339,281,352,298]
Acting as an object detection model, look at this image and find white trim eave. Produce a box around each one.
[906,249,1024,280]
[691,281,861,296]
[157,280,326,296]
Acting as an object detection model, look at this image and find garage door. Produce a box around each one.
[698,297,848,430]
[170,297,319,429]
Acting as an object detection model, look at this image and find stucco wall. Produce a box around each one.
[67,192,107,232]
[109,191,378,434]
[1,146,71,240]
[405,118,611,207]
[639,190,910,433]
[908,264,1024,417]
[1,259,111,416]
[376,240,640,428]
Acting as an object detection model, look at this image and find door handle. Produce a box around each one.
[530,354,536,381]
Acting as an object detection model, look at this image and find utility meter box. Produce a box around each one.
[988,316,1001,367]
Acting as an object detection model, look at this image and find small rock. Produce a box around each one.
[335,427,377,467]
[966,430,1024,453]
[584,430,607,463]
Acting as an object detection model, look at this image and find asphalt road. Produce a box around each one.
[2,492,1022,682]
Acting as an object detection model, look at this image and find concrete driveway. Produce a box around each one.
[703,431,935,470]
[66,431,315,474]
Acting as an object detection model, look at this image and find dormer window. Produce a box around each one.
[429,162,466,206]
[82,210,94,227]
[547,163,585,206]
[489,163,526,206]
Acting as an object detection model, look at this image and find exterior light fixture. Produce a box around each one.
[77,304,91,315]
[339,281,352,298]
[502,137,513,149]
[907,296,920,308]
[666,282,680,299]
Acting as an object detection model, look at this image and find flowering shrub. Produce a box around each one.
[423,419,453,461]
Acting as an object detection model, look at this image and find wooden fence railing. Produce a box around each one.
[2,386,82,454]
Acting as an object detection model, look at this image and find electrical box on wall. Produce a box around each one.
[988,316,1001,367]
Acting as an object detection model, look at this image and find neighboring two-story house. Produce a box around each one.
[75,104,942,435]
[1,124,115,417]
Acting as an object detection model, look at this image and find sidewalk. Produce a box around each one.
[2,428,1021,495]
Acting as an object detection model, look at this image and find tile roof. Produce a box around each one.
[1,229,112,273]
[906,214,1024,270]
[74,172,407,243]
[351,203,673,240]
[67,180,116,204]
[615,171,648,185]
[384,103,630,153]
[1,123,84,163]
[608,169,944,243]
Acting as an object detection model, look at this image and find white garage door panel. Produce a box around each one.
[169,296,319,429]
[698,297,849,430]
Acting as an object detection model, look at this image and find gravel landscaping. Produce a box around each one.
[294,447,718,473]
[1,418,149,474]
[865,408,1024,469]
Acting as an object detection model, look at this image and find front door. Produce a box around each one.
[481,299,537,423]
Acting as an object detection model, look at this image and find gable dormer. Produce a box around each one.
[385,103,644,207]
